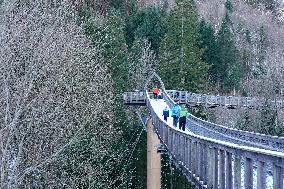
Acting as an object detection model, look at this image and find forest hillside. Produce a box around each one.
[194,0,284,135]
[0,0,283,188]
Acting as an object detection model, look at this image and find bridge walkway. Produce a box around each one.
[149,98,192,135]
[148,91,284,189]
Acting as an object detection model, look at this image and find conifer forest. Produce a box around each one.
[0,0,284,188]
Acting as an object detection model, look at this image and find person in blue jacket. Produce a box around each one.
[171,103,181,127]
[162,106,170,122]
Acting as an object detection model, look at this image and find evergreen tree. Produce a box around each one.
[161,154,193,188]
[103,10,129,94]
[125,3,167,54]
[135,7,167,54]
[216,2,242,93]
[225,0,233,13]
[159,0,209,92]
[110,0,125,12]
[258,109,283,136]
[199,20,219,86]
[124,0,139,46]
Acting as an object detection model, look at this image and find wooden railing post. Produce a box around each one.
[180,135,184,162]
[177,134,180,160]
[184,137,188,168]
[234,156,242,189]
[168,127,172,151]
[178,135,182,162]
[163,125,168,144]
[159,121,163,139]
[207,147,213,189]
[245,157,253,189]
[198,142,204,182]
[192,141,197,175]
[257,161,266,189]
[226,152,233,189]
[213,148,218,189]
[182,136,186,165]
[172,132,176,158]
[273,164,283,189]
[219,149,225,189]
[203,144,208,185]
[187,138,192,171]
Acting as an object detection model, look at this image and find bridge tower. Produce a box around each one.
[147,118,161,189]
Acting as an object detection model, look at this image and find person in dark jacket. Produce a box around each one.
[162,106,170,122]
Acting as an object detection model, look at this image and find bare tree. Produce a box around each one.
[0,1,124,188]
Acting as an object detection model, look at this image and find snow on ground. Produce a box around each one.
[149,98,192,134]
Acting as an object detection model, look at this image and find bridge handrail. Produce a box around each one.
[167,89,284,109]
[160,89,284,151]
[146,92,284,188]
[146,92,284,158]
[187,110,284,146]
[124,90,284,109]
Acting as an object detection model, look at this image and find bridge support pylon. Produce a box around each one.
[147,118,161,189]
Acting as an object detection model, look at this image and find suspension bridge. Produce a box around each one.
[123,73,284,189]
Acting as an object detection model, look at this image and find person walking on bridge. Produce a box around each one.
[172,103,181,128]
[178,106,188,131]
[162,106,170,122]
[153,87,159,100]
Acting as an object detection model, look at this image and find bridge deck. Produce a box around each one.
[149,98,191,135]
